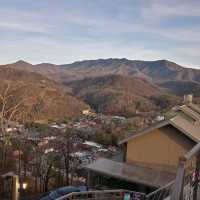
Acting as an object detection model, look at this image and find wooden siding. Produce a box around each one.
[126,125,195,171]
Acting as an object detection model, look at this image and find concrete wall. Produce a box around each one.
[126,125,195,171]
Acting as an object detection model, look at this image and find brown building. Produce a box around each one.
[85,102,200,193]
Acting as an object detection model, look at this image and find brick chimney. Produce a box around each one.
[184,94,193,104]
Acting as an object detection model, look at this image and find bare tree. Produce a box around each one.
[36,152,58,192]
[0,84,26,169]
[58,128,74,186]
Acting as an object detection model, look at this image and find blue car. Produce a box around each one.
[40,186,87,200]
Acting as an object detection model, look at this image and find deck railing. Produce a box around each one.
[56,189,145,200]
[145,142,200,200]
[54,143,200,200]
[171,142,200,200]
[145,181,174,200]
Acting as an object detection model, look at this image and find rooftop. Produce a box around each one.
[119,103,200,144]
[85,158,175,188]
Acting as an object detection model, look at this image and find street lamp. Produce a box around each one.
[22,182,28,190]
[19,181,28,200]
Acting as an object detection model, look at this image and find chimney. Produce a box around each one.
[184,94,193,104]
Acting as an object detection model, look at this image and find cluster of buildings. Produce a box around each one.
[2,94,200,199]
[27,129,118,167]
[85,96,200,195]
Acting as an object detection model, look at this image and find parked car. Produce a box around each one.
[40,186,87,200]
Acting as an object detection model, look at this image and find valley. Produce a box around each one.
[1,58,198,120]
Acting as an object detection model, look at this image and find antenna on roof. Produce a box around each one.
[183,94,193,104]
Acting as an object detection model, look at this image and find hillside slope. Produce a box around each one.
[159,81,200,96]
[69,75,179,116]
[0,67,89,122]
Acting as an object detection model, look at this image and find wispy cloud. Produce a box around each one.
[0,21,50,33]
[0,0,200,67]
[149,0,200,18]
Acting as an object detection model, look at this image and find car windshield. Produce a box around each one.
[49,191,61,199]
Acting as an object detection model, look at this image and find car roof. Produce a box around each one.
[40,186,84,200]
[57,186,80,195]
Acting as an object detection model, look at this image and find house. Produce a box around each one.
[50,123,66,129]
[83,141,102,149]
[82,109,91,115]
[82,109,95,116]
[85,99,200,194]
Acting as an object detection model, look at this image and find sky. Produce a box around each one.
[0,0,200,68]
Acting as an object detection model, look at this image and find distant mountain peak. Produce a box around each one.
[36,62,57,67]
[14,60,32,65]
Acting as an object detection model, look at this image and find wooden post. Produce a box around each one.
[193,153,200,200]
[171,157,186,200]
[12,175,20,200]
[123,143,127,163]
[87,170,93,189]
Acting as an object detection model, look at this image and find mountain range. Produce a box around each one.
[1,58,200,118]
[5,59,200,84]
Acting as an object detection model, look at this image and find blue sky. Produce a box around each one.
[0,0,200,68]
